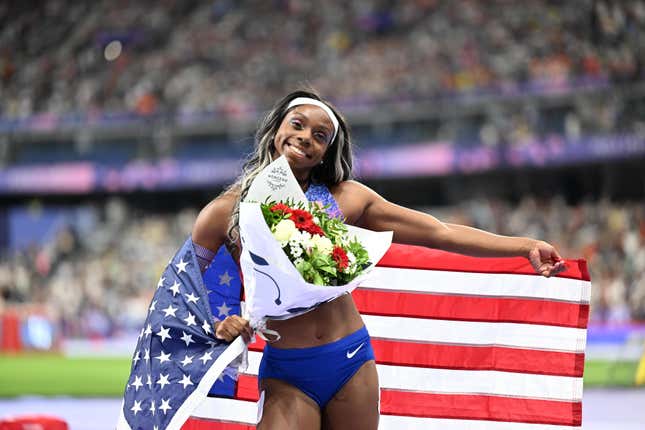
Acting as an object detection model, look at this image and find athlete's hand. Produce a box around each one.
[527,240,567,278]
[215,315,253,343]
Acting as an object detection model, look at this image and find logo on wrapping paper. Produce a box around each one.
[266,166,289,191]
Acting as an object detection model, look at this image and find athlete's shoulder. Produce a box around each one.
[192,186,239,248]
[332,180,380,200]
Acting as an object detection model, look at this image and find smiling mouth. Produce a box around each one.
[285,142,310,158]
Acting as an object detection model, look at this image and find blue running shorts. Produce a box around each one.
[258,325,375,408]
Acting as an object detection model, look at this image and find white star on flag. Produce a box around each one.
[146,374,152,389]
[137,327,144,341]
[216,302,231,317]
[148,300,157,315]
[131,375,143,391]
[159,398,172,415]
[180,331,195,347]
[156,325,172,343]
[155,351,171,364]
[218,271,233,286]
[180,354,194,367]
[132,351,140,365]
[156,373,171,389]
[185,292,199,304]
[183,312,197,327]
[199,351,213,365]
[143,349,150,363]
[144,324,152,337]
[149,400,156,416]
[161,304,178,318]
[130,400,142,416]
[178,374,194,389]
[175,258,189,274]
[168,280,181,296]
[157,276,165,289]
[202,319,212,335]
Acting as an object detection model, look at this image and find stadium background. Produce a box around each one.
[0,0,644,428]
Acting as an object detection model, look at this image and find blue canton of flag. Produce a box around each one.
[202,245,243,397]
[117,238,245,430]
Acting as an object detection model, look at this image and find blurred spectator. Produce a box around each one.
[1,0,643,121]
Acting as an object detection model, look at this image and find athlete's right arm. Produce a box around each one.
[191,191,253,343]
[191,193,236,255]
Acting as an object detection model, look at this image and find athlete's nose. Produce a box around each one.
[296,128,312,146]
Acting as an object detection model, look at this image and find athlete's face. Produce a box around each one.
[273,105,334,173]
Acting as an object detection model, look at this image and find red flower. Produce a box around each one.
[332,246,349,270]
[300,220,325,236]
[270,203,292,214]
[289,209,314,229]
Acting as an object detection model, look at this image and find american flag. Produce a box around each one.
[117,238,247,430]
[118,240,590,429]
[184,243,590,430]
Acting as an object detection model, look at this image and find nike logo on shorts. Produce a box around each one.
[346,342,365,359]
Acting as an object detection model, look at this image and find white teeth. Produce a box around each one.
[291,146,305,156]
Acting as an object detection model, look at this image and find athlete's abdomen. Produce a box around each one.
[266,293,364,349]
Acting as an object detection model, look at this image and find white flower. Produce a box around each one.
[347,251,356,265]
[291,231,312,248]
[293,257,304,267]
[273,219,297,243]
[290,243,303,258]
[311,235,333,255]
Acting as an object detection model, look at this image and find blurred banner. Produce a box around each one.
[0,304,58,353]
[1,134,643,195]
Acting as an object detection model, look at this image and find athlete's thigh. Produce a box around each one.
[322,360,379,430]
[257,377,322,430]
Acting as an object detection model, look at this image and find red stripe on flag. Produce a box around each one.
[244,338,583,384]
[236,374,260,401]
[182,417,254,430]
[222,377,583,426]
[353,289,590,328]
[378,244,590,281]
[248,339,265,352]
[370,339,585,376]
[380,389,582,426]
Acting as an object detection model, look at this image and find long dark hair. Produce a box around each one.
[227,89,354,246]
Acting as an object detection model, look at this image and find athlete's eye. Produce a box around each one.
[290,119,303,129]
[315,131,329,143]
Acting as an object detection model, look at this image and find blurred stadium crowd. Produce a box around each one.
[0,0,644,342]
[1,196,644,338]
[1,0,644,118]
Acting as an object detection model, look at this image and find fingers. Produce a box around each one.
[215,316,253,343]
[551,260,567,275]
[539,260,568,278]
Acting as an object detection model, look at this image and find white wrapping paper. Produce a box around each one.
[240,156,392,327]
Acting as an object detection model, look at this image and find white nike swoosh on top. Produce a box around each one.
[346,342,365,359]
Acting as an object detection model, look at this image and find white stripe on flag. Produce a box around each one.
[362,267,591,303]
[191,397,257,425]
[362,315,587,352]
[377,364,583,401]
[378,415,583,430]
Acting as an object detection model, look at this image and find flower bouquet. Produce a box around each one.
[262,199,370,286]
[239,156,392,327]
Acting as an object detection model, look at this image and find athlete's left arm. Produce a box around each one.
[341,181,565,277]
